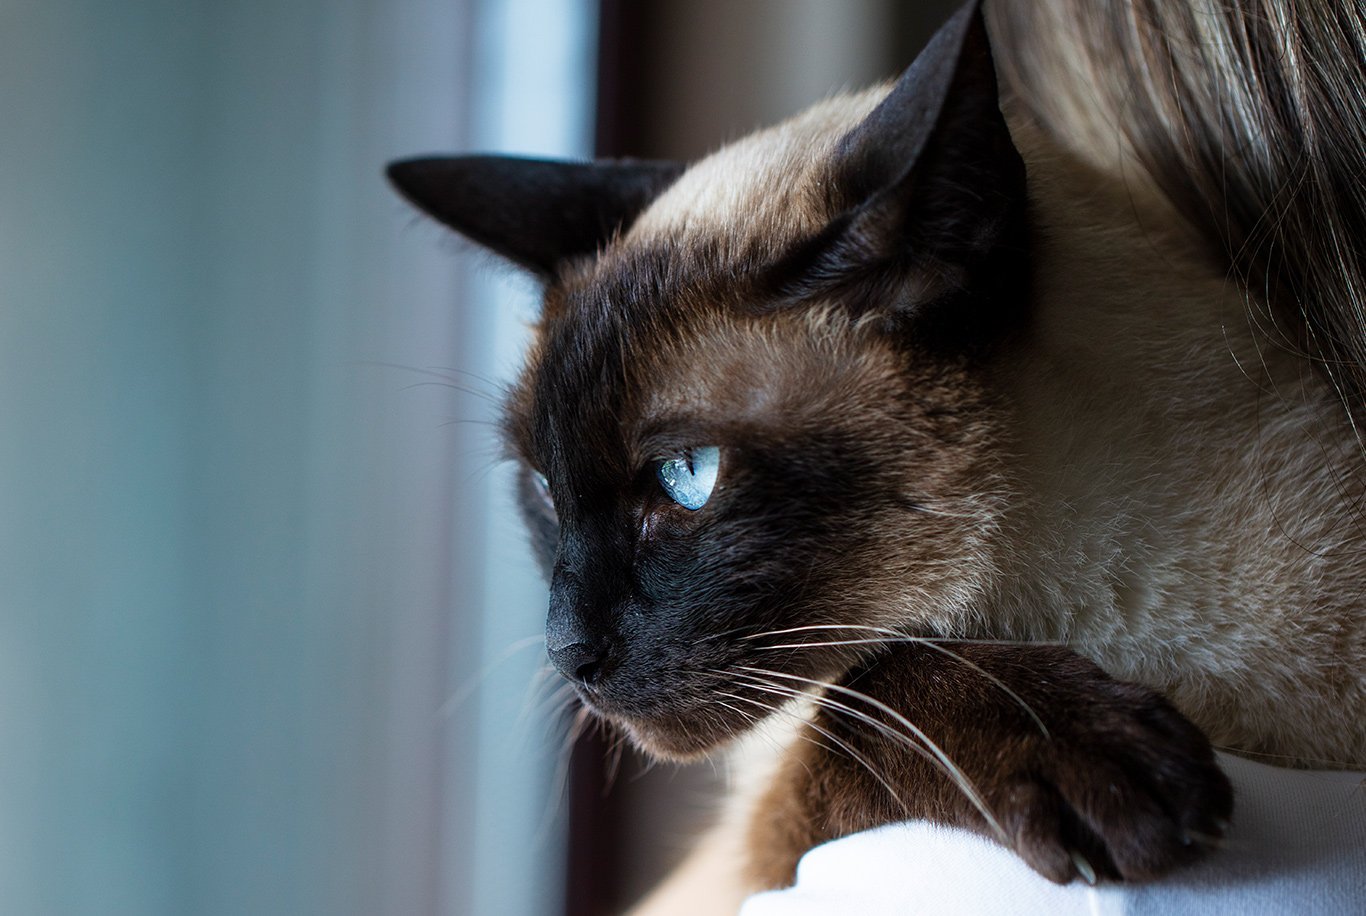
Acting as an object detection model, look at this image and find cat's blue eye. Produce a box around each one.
[656,446,719,510]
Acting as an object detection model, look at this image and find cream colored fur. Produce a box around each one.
[628,90,886,256]
[630,708,810,916]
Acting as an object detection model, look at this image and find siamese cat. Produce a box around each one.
[388,0,1365,899]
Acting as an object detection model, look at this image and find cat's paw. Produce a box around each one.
[989,675,1233,884]
[751,644,1234,889]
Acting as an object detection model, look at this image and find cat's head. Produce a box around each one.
[388,5,1027,760]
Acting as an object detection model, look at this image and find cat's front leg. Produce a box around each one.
[744,643,1233,889]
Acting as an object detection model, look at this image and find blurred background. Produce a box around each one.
[0,1,953,913]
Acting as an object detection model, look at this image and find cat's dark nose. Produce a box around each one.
[547,639,607,685]
[546,566,611,685]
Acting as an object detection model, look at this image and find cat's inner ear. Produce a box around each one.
[386,155,685,280]
[784,3,1027,328]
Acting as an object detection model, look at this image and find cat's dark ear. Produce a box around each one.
[784,3,1027,339]
[386,155,685,280]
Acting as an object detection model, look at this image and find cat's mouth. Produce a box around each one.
[556,628,859,762]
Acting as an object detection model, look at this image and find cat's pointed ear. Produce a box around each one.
[788,3,1027,337]
[386,155,685,280]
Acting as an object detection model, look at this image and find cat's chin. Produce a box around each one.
[616,714,743,763]
[620,720,726,764]
[573,684,757,761]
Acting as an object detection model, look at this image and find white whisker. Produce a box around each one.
[744,626,1050,737]
[440,633,546,718]
[717,690,912,815]
[736,666,1005,841]
[532,701,593,848]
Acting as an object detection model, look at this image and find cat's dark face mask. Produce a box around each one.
[386,2,1028,760]
[504,284,978,758]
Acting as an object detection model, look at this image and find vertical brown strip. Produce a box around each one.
[595,0,653,159]
[563,718,616,916]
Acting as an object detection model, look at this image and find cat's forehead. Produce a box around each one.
[625,87,888,256]
[514,269,905,475]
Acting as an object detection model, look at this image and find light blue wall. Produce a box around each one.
[1,3,208,911]
[0,1,590,912]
